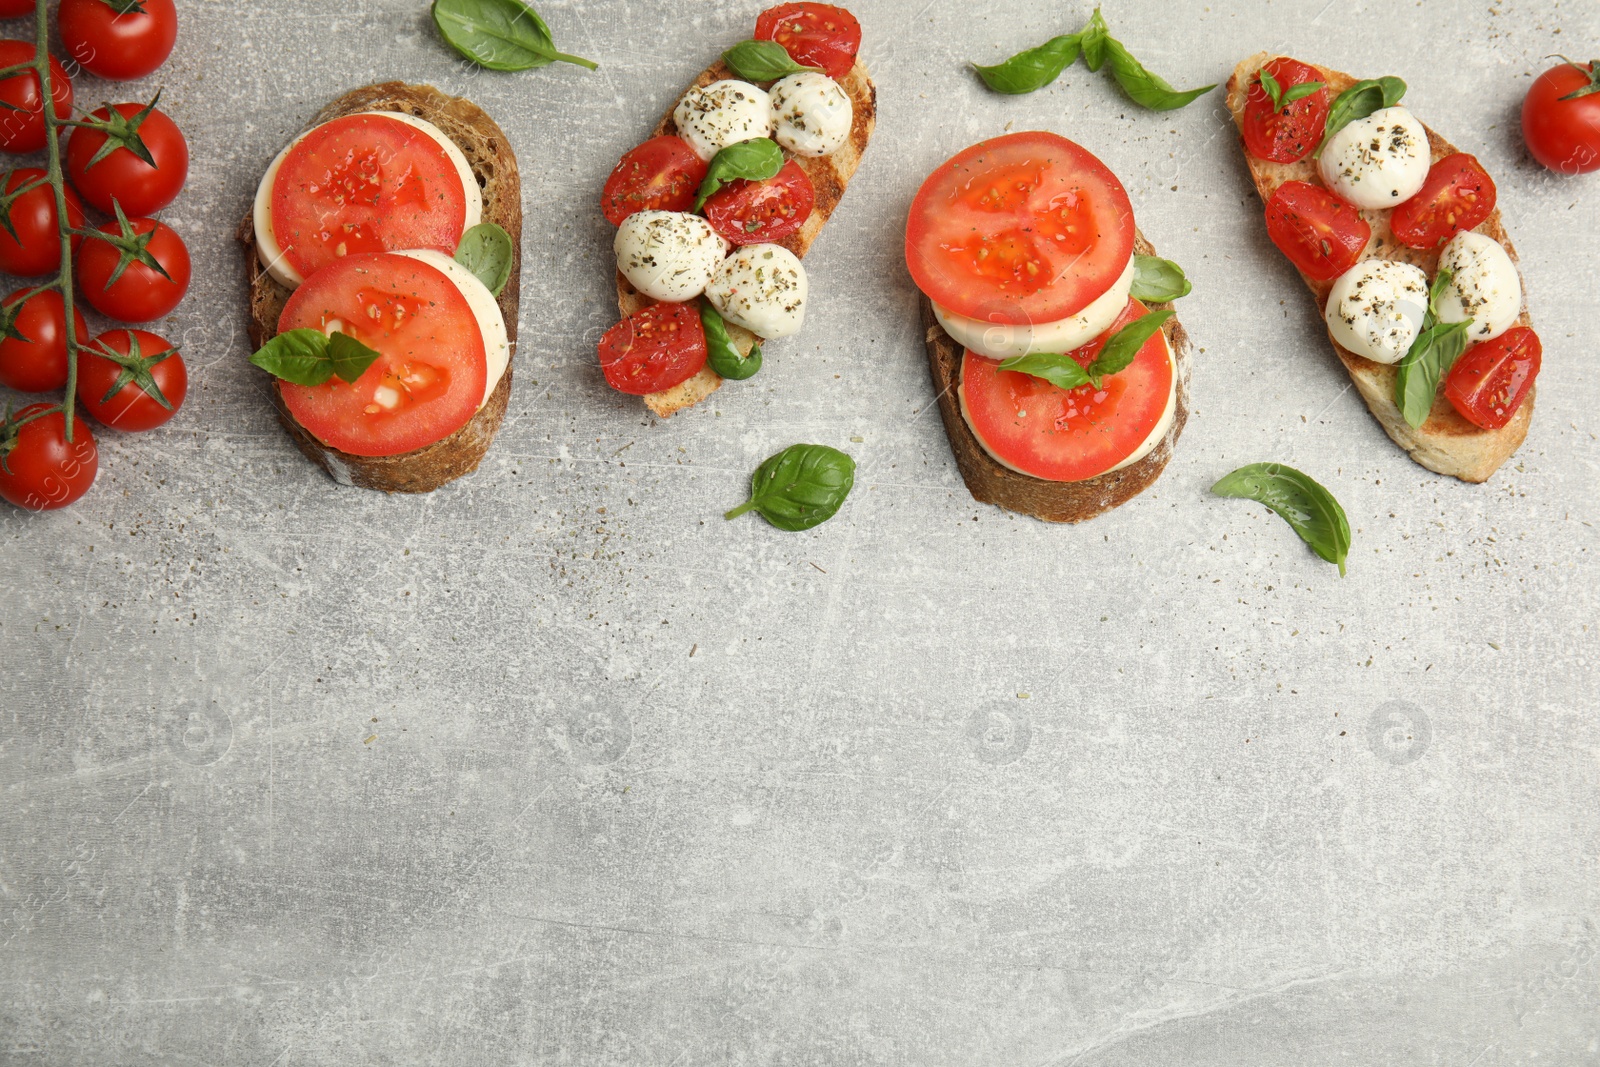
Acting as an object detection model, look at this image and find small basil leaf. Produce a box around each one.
[695,137,785,211]
[326,332,383,384]
[1316,76,1406,155]
[431,0,597,72]
[1102,37,1215,111]
[1395,320,1473,429]
[1212,463,1352,576]
[700,302,762,381]
[455,222,514,297]
[1086,309,1173,384]
[1279,80,1326,107]
[249,329,339,386]
[1130,255,1192,302]
[973,34,1081,95]
[724,39,821,82]
[996,351,1092,391]
[1259,66,1284,110]
[1080,9,1111,72]
[725,444,855,532]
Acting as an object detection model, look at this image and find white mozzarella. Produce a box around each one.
[1317,106,1431,210]
[932,255,1136,361]
[613,211,728,303]
[1434,231,1522,342]
[673,80,773,161]
[768,72,853,158]
[705,244,808,339]
[1324,259,1431,365]
[392,250,510,411]
[253,111,483,289]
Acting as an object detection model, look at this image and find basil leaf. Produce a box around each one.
[1130,255,1192,302]
[1279,81,1326,107]
[973,34,1081,95]
[249,329,379,387]
[724,39,821,82]
[1315,76,1406,155]
[996,351,1092,391]
[725,444,855,531]
[430,0,597,72]
[1212,463,1352,576]
[1258,67,1323,112]
[695,137,785,211]
[1395,320,1472,429]
[1102,37,1215,111]
[455,222,514,297]
[1086,309,1173,385]
[1079,9,1110,72]
[700,302,762,381]
[326,332,383,384]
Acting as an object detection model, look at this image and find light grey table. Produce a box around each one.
[3,1,1597,1063]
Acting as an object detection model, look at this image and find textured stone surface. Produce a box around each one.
[3,0,1598,1063]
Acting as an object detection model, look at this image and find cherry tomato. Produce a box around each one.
[1389,154,1497,251]
[0,288,87,393]
[597,302,707,395]
[755,3,862,80]
[66,103,190,217]
[601,136,708,226]
[0,0,33,16]
[0,41,71,154]
[59,0,177,81]
[1263,180,1371,282]
[703,160,815,246]
[0,403,97,511]
[1242,57,1331,164]
[1444,327,1541,430]
[76,217,191,322]
[1522,60,1600,174]
[75,329,186,432]
[0,168,85,277]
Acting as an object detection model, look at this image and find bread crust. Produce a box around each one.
[236,82,522,493]
[1225,53,1533,483]
[612,59,878,418]
[923,233,1193,524]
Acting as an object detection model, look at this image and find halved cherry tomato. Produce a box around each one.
[702,160,815,246]
[77,329,187,433]
[0,403,97,512]
[1241,57,1330,164]
[1390,154,1496,250]
[1522,60,1600,174]
[755,3,861,81]
[277,253,489,457]
[959,299,1174,483]
[77,218,191,322]
[602,136,708,226]
[59,0,177,81]
[270,113,471,283]
[0,0,32,15]
[0,41,72,154]
[597,302,707,396]
[1263,180,1371,282]
[1444,327,1540,430]
[67,103,190,217]
[906,131,1136,327]
[0,289,87,393]
[0,169,84,278]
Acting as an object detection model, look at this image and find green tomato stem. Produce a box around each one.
[35,0,81,443]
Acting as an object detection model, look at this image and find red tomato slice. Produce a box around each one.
[1389,153,1497,250]
[1444,327,1540,430]
[1242,57,1331,164]
[270,114,471,282]
[1263,180,1371,282]
[276,253,487,457]
[703,160,815,246]
[906,131,1136,327]
[602,136,708,226]
[755,3,862,80]
[959,299,1174,482]
[597,302,708,396]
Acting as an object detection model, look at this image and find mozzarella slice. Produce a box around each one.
[1324,259,1431,365]
[393,250,510,411]
[253,111,483,289]
[673,80,773,161]
[769,72,853,158]
[932,255,1136,360]
[614,210,728,303]
[1434,231,1521,342]
[1318,106,1431,210]
[705,244,808,339]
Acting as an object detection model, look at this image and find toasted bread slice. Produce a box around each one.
[1225,54,1533,483]
[613,60,877,418]
[236,82,521,493]
[924,233,1193,524]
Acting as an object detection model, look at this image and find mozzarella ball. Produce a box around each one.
[1434,231,1522,341]
[1318,106,1431,209]
[706,243,808,339]
[768,72,853,158]
[673,80,773,161]
[614,211,728,303]
[1324,259,1431,365]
